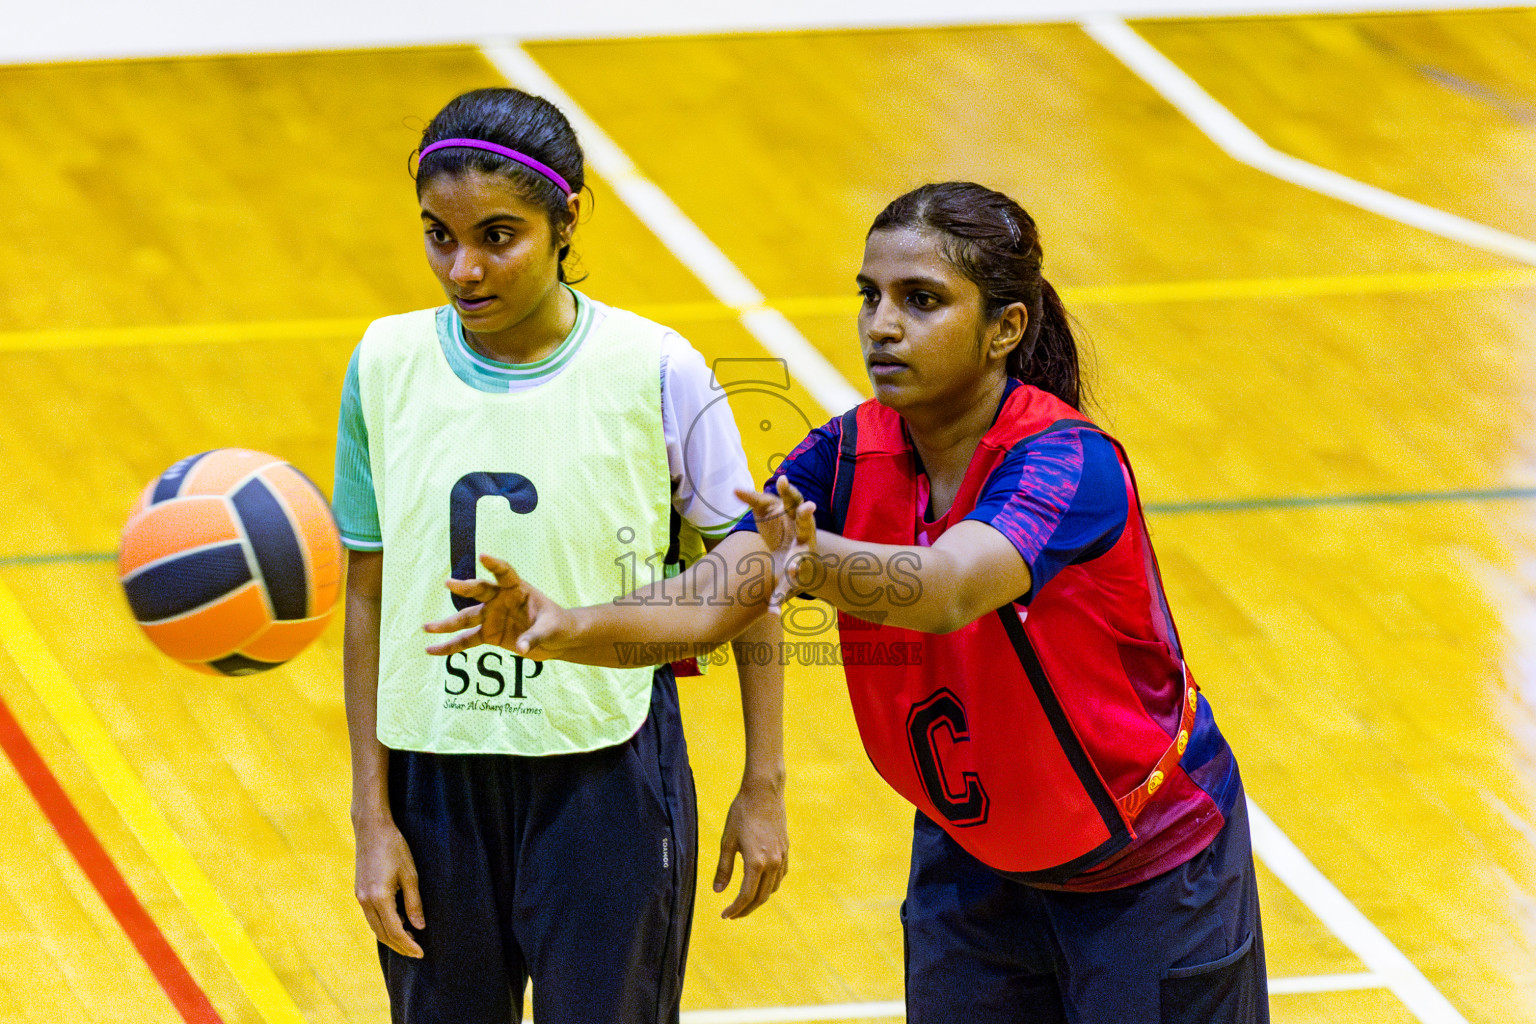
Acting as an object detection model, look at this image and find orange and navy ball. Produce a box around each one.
[118,449,343,676]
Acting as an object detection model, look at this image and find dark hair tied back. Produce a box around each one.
[870,182,1086,409]
[416,88,586,282]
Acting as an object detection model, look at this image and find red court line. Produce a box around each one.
[0,691,224,1024]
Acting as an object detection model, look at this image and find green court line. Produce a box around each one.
[0,552,117,568]
[4,484,1534,567]
[1143,485,1536,515]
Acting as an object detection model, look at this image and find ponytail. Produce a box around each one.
[1008,278,1085,410]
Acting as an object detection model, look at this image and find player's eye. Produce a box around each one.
[909,291,939,310]
[425,227,451,244]
[858,286,879,306]
[485,228,514,245]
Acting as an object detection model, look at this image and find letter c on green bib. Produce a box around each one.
[449,472,538,611]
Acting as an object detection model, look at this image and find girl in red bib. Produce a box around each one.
[427,182,1268,1023]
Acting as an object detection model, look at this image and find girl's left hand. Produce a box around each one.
[736,476,819,613]
[423,554,563,657]
[714,777,789,919]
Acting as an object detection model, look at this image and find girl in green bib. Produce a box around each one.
[333,87,787,1024]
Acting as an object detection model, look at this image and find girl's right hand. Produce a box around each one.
[423,554,571,657]
[736,477,818,613]
[353,816,425,958]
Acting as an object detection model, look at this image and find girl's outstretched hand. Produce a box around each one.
[735,476,818,614]
[423,554,570,658]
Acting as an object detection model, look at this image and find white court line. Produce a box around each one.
[675,971,1388,1022]
[1246,799,1469,1023]
[1082,16,1536,266]
[1267,971,1385,995]
[488,37,1465,1024]
[1480,786,1536,849]
[480,40,864,418]
[681,1002,903,1024]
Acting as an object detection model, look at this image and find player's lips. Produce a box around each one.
[867,355,907,377]
[454,295,495,313]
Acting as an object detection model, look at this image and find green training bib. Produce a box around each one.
[358,303,672,754]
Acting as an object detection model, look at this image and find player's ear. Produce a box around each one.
[987,302,1028,363]
[560,192,581,245]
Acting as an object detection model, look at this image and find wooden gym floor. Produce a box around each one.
[2,8,1535,1023]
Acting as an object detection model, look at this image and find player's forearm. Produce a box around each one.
[731,615,786,791]
[557,533,773,653]
[571,586,759,652]
[794,533,982,634]
[343,554,391,826]
[519,624,724,669]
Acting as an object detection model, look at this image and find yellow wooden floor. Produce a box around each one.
[2,9,1535,1023]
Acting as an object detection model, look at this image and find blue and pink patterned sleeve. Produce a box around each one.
[730,417,843,537]
[966,429,1128,604]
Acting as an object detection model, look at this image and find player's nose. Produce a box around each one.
[450,247,485,285]
[864,296,903,343]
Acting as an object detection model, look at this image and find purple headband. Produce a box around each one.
[417,138,573,196]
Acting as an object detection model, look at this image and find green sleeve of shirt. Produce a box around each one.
[333,346,382,550]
